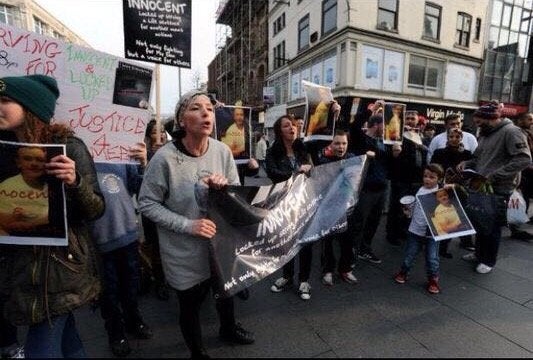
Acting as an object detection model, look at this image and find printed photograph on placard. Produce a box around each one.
[302,80,335,141]
[383,102,405,145]
[0,140,68,246]
[214,105,252,164]
[416,187,476,242]
[112,61,153,109]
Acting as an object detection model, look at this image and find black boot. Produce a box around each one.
[106,319,131,357]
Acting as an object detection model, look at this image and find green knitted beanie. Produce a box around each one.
[0,75,60,123]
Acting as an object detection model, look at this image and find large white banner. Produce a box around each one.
[0,24,154,163]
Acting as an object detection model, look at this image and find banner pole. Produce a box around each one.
[155,64,161,145]
[178,67,182,97]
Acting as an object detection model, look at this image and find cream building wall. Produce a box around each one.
[267,0,491,125]
[0,0,89,47]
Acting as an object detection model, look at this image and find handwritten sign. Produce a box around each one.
[0,23,153,163]
[122,0,191,68]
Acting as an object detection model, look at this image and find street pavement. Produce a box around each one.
[74,171,533,358]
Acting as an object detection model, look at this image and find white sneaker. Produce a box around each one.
[322,272,334,286]
[462,252,477,263]
[271,277,291,292]
[340,271,358,284]
[476,263,493,274]
[298,282,311,300]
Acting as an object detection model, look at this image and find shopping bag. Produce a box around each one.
[507,190,529,224]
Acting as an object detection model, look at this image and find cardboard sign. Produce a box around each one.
[122,0,192,68]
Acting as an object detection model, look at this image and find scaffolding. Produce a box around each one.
[210,0,268,108]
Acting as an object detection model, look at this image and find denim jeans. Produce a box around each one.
[100,241,141,329]
[474,193,509,267]
[350,188,387,255]
[401,231,439,277]
[25,312,85,358]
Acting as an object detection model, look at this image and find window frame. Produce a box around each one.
[273,13,286,37]
[0,4,14,25]
[298,14,310,52]
[407,54,444,96]
[455,12,472,48]
[321,0,337,36]
[422,2,441,41]
[377,0,398,31]
[474,18,482,42]
[273,41,286,70]
[33,17,47,35]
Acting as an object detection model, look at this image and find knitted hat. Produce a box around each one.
[0,75,59,123]
[367,114,383,127]
[473,103,501,120]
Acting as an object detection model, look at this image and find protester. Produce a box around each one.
[386,110,427,246]
[0,74,104,357]
[508,112,533,240]
[427,113,478,163]
[422,123,436,147]
[254,133,268,172]
[141,119,171,300]
[90,145,154,357]
[265,115,314,300]
[144,119,168,160]
[430,128,475,257]
[458,102,531,274]
[349,114,393,264]
[394,164,445,294]
[316,130,358,286]
[138,90,254,358]
[291,115,305,140]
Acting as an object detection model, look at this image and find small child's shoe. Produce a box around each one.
[394,270,408,284]
[427,276,440,294]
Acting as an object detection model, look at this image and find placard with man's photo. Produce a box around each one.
[0,140,68,246]
[416,186,476,241]
[302,80,336,141]
[214,105,252,164]
[383,102,405,145]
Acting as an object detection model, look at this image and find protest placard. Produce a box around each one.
[0,23,153,163]
[122,0,192,68]
[0,140,68,246]
[417,187,476,241]
[214,105,253,164]
[383,102,405,145]
[302,80,335,141]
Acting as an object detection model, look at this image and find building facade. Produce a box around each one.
[480,0,532,117]
[265,0,490,131]
[0,0,89,46]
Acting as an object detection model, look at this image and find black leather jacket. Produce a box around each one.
[265,140,312,184]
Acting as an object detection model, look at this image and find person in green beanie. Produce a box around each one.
[0,74,105,358]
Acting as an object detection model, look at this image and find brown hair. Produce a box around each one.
[18,111,73,144]
[425,163,444,179]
